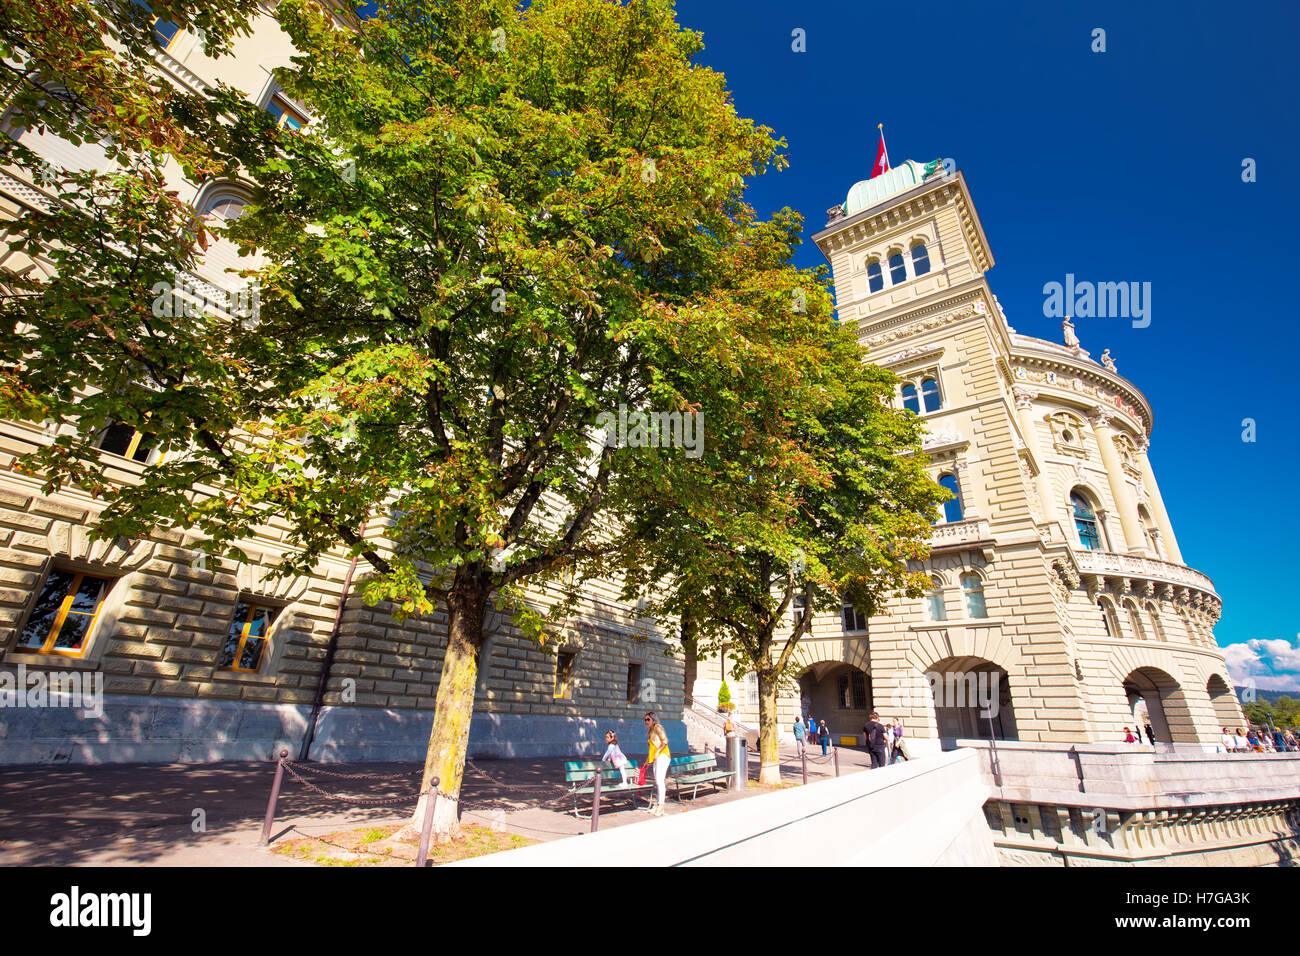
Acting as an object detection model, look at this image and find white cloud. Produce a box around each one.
[1224,635,1300,693]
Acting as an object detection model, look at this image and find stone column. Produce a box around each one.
[1088,408,1145,555]
[1013,386,1057,521]
[1135,439,1184,564]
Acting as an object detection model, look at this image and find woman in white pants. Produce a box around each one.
[644,712,671,816]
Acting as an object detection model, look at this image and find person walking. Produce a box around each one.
[864,713,888,769]
[644,711,671,816]
[793,716,807,757]
[818,720,830,756]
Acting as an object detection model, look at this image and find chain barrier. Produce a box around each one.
[465,760,566,795]
[282,762,417,807]
[287,762,421,782]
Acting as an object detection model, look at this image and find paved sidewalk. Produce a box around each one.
[0,743,881,866]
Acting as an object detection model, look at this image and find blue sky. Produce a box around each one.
[673,0,1300,689]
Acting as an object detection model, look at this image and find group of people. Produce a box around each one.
[1120,723,1300,753]
[862,713,908,768]
[792,715,832,755]
[1219,726,1298,753]
[792,713,908,769]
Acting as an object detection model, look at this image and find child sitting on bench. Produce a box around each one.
[601,730,635,787]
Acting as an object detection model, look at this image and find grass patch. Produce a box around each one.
[272,823,535,867]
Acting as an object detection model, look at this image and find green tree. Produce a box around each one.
[604,213,946,785]
[2,0,786,834]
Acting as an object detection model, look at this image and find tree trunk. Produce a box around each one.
[681,614,698,706]
[757,668,782,785]
[409,582,486,839]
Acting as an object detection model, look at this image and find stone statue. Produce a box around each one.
[1100,349,1116,372]
[1062,316,1080,349]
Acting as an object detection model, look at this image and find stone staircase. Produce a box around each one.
[683,700,757,754]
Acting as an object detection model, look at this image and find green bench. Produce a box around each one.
[669,752,732,800]
[564,759,652,818]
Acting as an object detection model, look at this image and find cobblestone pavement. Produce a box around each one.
[0,743,881,866]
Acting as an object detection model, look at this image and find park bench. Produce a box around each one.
[564,759,652,818]
[669,752,732,800]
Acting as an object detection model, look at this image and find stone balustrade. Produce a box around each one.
[958,739,1300,810]
[1072,549,1218,599]
[928,517,992,549]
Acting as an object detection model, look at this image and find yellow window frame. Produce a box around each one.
[27,570,110,657]
[553,651,576,699]
[221,602,275,673]
[97,423,162,464]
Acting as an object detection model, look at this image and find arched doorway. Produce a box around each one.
[797,662,872,742]
[1207,674,1243,729]
[929,656,1017,744]
[1122,667,1197,743]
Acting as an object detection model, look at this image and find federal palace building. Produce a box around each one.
[0,8,1241,764]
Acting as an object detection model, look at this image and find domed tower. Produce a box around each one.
[811,159,1241,752]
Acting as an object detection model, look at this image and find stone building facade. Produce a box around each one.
[0,9,685,764]
[695,160,1242,753]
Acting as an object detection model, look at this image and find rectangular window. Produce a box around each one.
[792,594,807,630]
[219,601,278,672]
[153,18,181,49]
[744,672,758,707]
[266,94,307,130]
[553,651,576,699]
[626,662,642,703]
[836,674,868,709]
[18,569,113,656]
[96,422,157,463]
[842,602,867,632]
[852,672,868,709]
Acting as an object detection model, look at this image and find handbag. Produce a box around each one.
[637,763,647,786]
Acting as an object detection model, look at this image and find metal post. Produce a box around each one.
[590,772,602,832]
[834,746,840,777]
[729,736,747,791]
[260,749,289,846]
[415,777,441,868]
[801,747,807,786]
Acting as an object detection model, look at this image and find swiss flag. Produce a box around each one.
[871,128,890,179]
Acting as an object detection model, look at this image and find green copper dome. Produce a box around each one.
[844,160,929,217]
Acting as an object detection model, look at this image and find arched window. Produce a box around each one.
[1138,505,1162,558]
[866,259,883,293]
[961,573,987,619]
[888,251,906,285]
[197,184,252,222]
[1071,491,1101,550]
[901,383,920,414]
[924,578,947,622]
[1125,600,1147,640]
[921,377,941,412]
[939,474,963,523]
[1144,602,1166,642]
[1099,598,1122,639]
[911,241,930,276]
